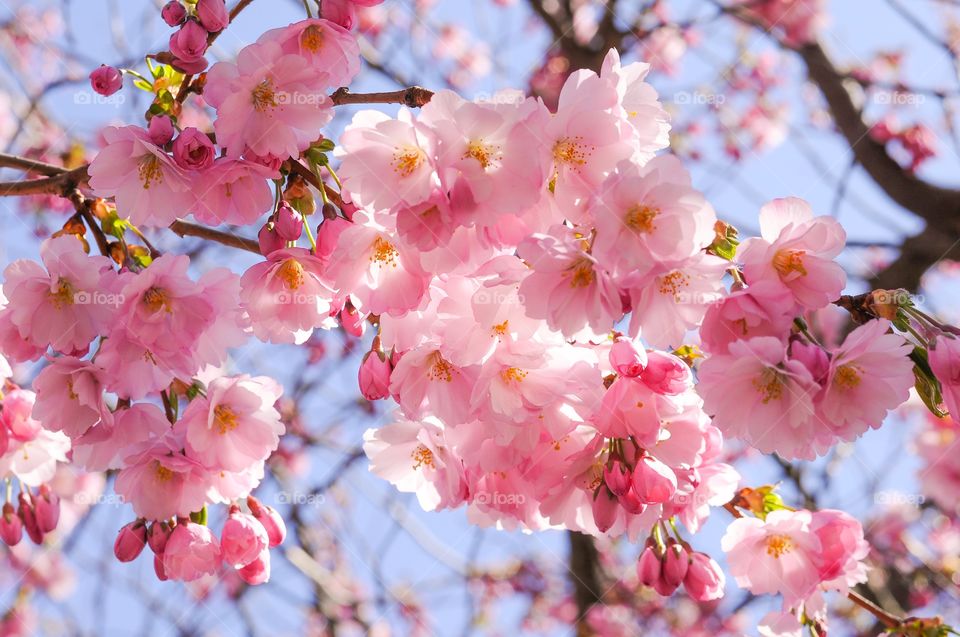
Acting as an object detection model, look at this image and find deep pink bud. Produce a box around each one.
[2,389,41,442]
[684,552,725,601]
[790,339,829,385]
[114,520,148,562]
[169,20,208,63]
[591,488,618,533]
[316,216,349,261]
[0,503,22,546]
[17,493,42,544]
[258,223,285,257]
[274,203,304,241]
[662,542,689,588]
[89,65,123,97]
[358,350,392,401]
[154,554,169,581]
[237,549,271,585]
[221,511,268,568]
[617,486,646,515]
[148,520,173,554]
[247,498,286,548]
[654,571,680,596]
[196,0,229,32]
[632,455,677,504]
[172,127,215,171]
[639,351,691,395]
[637,545,661,587]
[339,304,366,338]
[33,485,59,534]
[161,1,187,26]
[147,115,175,146]
[610,339,647,377]
[0,420,8,457]
[603,461,631,497]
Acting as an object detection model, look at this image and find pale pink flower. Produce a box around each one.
[738,198,846,311]
[191,158,275,226]
[182,374,284,472]
[721,509,823,604]
[258,18,361,87]
[335,108,438,210]
[162,522,221,581]
[810,509,869,590]
[2,389,41,442]
[88,125,194,226]
[591,156,716,276]
[220,510,268,568]
[817,319,914,439]
[929,334,960,418]
[114,435,210,521]
[1,235,115,355]
[239,247,337,344]
[517,225,622,339]
[362,412,468,511]
[698,336,821,459]
[31,357,105,439]
[699,280,795,354]
[71,404,170,472]
[683,551,725,601]
[599,49,671,163]
[388,345,477,426]
[0,430,70,487]
[237,549,270,585]
[205,41,333,158]
[640,26,687,76]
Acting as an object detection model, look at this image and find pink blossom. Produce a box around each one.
[89,65,122,96]
[161,1,186,26]
[609,338,647,377]
[247,497,286,547]
[237,549,271,585]
[182,374,284,472]
[114,435,210,520]
[147,115,174,145]
[359,349,392,400]
[810,509,869,590]
[31,357,105,439]
[684,551,725,601]
[930,335,960,418]
[114,520,147,562]
[388,346,477,426]
[168,20,209,71]
[698,336,821,459]
[172,127,215,171]
[0,503,22,546]
[191,158,275,226]
[0,429,70,486]
[162,522,221,582]
[599,49,671,163]
[632,455,677,504]
[738,198,846,311]
[258,18,361,87]
[2,389,41,442]
[220,510,268,568]
[336,108,438,210]
[817,319,914,440]
[1,235,115,354]
[196,0,228,32]
[739,0,826,46]
[205,41,333,158]
[239,247,337,344]
[88,125,194,226]
[700,280,796,354]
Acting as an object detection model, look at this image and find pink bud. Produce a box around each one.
[591,489,619,533]
[637,545,661,587]
[17,493,42,544]
[89,65,123,97]
[617,486,646,515]
[610,339,647,377]
[274,203,304,241]
[172,127,215,171]
[661,542,689,588]
[169,20,209,64]
[221,512,268,568]
[2,389,41,442]
[114,520,148,562]
[237,549,271,585]
[639,351,691,395]
[162,522,221,581]
[339,304,366,338]
[161,1,187,26]
[196,0,229,32]
[684,552,725,601]
[154,553,169,581]
[148,520,172,554]
[653,571,680,596]
[789,339,829,385]
[247,498,286,547]
[33,485,59,534]
[258,223,285,257]
[603,461,631,497]
[358,350,392,401]
[0,420,8,457]
[316,216,349,261]
[147,115,175,146]
[0,503,22,546]
[632,455,677,504]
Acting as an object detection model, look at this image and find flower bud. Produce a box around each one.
[0,421,8,458]
[162,522,221,581]
[154,553,169,581]
[161,1,187,26]
[640,351,691,395]
[148,520,173,554]
[274,203,304,241]
[316,215,348,261]
[591,488,618,533]
[358,349,392,401]
[17,493,42,544]
[661,542,689,588]
[684,552,725,601]
[637,545,661,587]
[617,486,646,515]
[172,127,215,171]
[147,115,175,146]
[196,0,229,32]
[2,389,41,442]
[89,65,123,97]
[34,484,60,534]
[602,461,631,497]
[339,303,366,338]
[237,549,271,585]
[169,20,209,64]
[247,497,286,547]
[221,511,268,568]
[0,503,23,546]
[632,455,677,504]
[258,223,285,257]
[114,520,148,562]
[610,339,647,377]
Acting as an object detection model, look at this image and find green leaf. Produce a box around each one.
[133,79,154,92]
[189,505,208,526]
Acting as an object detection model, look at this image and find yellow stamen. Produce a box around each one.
[49,277,75,308]
[625,204,658,233]
[552,137,590,168]
[392,147,424,177]
[277,258,305,290]
[752,368,785,404]
[491,320,509,337]
[300,24,324,52]
[568,259,595,288]
[251,78,278,112]
[411,444,435,470]
[658,271,690,299]
[426,351,455,382]
[138,155,163,190]
[154,461,175,482]
[765,534,794,558]
[142,287,171,313]
[834,364,862,390]
[464,140,500,169]
[500,367,528,384]
[214,404,239,435]
[773,249,808,277]
[370,237,399,267]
